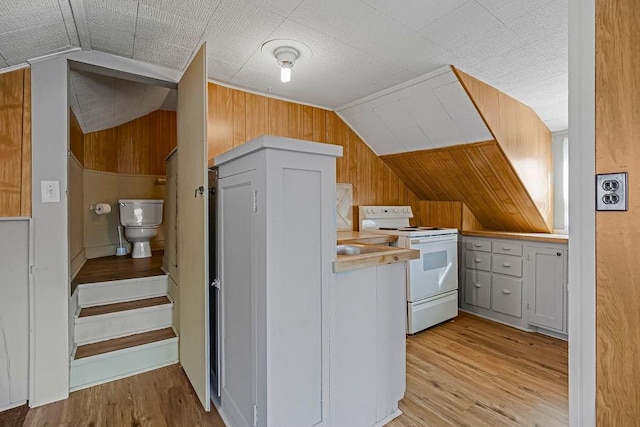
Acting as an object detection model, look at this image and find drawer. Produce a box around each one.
[465,239,491,252]
[491,276,522,318]
[492,255,523,277]
[465,251,491,272]
[464,269,491,310]
[492,241,523,256]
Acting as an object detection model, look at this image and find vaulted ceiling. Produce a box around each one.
[0,0,567,132]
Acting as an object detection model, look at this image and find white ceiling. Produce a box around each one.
[0,0,568,133]
[338,67,493,155]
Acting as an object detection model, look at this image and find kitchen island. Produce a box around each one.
[331,233,418,426]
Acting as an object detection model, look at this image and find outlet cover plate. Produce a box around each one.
[596,172,628,211]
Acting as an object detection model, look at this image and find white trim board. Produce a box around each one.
[568,0,596,425]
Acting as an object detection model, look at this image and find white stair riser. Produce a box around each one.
[70,338,178,391]
[77,276,169,306]
[75,305,174,345]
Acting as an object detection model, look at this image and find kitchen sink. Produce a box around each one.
[336,244,382,256]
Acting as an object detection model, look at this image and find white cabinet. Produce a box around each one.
[0,219,29,411]
[216,136,342,427]
[525,246,566,332]
[460,236,568,337]
[331,263,406,426]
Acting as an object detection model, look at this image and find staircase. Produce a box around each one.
[70,274,178,391]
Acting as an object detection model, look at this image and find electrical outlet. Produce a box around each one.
[41,180,61,203]
[596,172,628,211]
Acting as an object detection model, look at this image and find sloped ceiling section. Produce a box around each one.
[336,66,493,155]
[368,66,553,233]
[68,69,176,133]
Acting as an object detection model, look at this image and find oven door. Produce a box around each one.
[407,237,458,302]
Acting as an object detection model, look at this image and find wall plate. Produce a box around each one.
[596,172,628,211]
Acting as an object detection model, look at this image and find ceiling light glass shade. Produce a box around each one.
[280,64,292,83]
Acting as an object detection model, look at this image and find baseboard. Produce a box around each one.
[0,400,27,413]
[458,309,531,333]
[70,250,86,280]
[374,408,402,427]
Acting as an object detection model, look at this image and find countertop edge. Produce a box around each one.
[462,230,568,244]
[333,247,419,273]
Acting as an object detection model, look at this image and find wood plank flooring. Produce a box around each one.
[389,312,568,426]
[22,364,225,427]
[74,328,176,359]
[71,251,165,294]
[78,296,171,318]
[5,312,567,426]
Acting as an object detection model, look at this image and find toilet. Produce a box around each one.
[118,199,164,258]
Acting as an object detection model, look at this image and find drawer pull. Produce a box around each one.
[474,258,482,263]
[502,262,511,268]
[502,289,512,295]
[474,283,482,288]
[474,243,483,247]
[502,246,511,251]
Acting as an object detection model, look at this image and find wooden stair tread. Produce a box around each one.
[79,296,171,318]
[75,328,176,360]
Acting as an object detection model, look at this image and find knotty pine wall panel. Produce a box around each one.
[207,82,420,228]
[83,110,176,175]
[596,0,640,422]
[454,66,553,229]
[0,68,30,217]
[70,109,84,165]
[382,141,550,232]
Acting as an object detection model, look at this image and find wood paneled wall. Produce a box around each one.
[207,83,421,227]
[596,0,640,422]
[454,66,553,229]
[381,141,551,232]
[82,110,176,175]
[0,68,31,217]
[70,109,84,165]
[413,201,484,231]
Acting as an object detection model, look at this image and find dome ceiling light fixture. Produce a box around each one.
[261,39,313,85]
[274,46,298,83]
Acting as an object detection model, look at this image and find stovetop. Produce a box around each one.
[364,226,458,238]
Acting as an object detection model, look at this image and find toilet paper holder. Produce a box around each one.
[90,203,112,215]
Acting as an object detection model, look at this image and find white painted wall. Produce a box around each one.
[568,0,596,425]
[29,57,70,406]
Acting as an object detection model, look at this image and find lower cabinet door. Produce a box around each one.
[464,269,491,309]
[491,275,522,318]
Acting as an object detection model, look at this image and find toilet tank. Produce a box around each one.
[118,199,164,227]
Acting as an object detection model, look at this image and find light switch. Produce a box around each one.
[41,181,61,203]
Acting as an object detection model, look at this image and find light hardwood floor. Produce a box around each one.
[5,312,567,426]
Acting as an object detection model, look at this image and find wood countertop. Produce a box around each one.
[462,230,568,244]
[336,231,398,245]
[333,240,419,274]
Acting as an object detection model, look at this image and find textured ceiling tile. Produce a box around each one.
[426,70,457,89]
[84,0,138,33]
[133,36,194,70]
[290,0,414,54]
[420,1,503,50]
[361,0,469,31]
[541,118,566,132]
[340,109,406,155]
[433,82,479,121]
[0,0,61,34]
[448,26,527,69]
[57,0,80,46]
[392,126,433,152]
[373,101,417,132]
[137,4,206,48]
[205,1,284,66]
[208,57,242,81]
[88,22,135,57]
[455,114,493,143]
[0,23,70,64]
[160,89,177,111]
[246,0,305,17]
[419,119,466,148]
[140,0,221,21]
[405,89,452,126]
[507,0,567,41]
[477,0,554,22]
[114,78,147,113]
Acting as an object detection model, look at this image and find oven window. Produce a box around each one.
[423,251,447,271]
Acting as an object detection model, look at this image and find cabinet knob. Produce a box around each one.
[474,283,482,288]
[502,262,511,268]
[502,246,511,251]
[502,289,512,295]
[474,258,482,263]
[474,243,482,247]
[557,252,562,256]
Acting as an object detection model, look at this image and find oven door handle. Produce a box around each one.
[410,236,453,245]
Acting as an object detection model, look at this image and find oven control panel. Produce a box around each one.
[359,205,413,219]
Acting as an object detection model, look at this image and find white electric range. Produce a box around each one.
[359,206,459,334]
